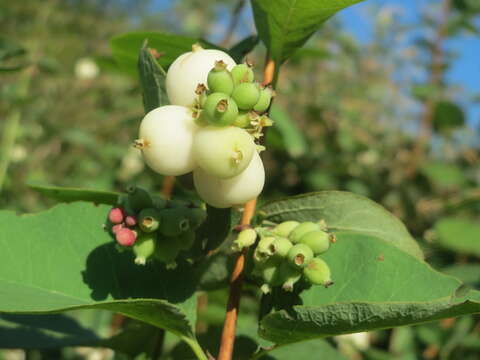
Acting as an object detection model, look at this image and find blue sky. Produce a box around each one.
[339,0,480,127]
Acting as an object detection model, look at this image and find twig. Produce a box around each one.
[220,0,246,47]
[217,55,276,360]
[161,175,175,199]
[407,0,451,177]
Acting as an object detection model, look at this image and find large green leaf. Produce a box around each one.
[259,191,423,259]
[0,202,198,342]
[434,217,480,257]
[111,32,218,75]
[28,183,119,205]
[138,41,168,113]
[251,0,364,64]
[259,232,480,344]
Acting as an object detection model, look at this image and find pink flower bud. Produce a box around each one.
[125,215,137,227]
[108,207,125,224]
[115,228,137,246]
[111,223,124,234]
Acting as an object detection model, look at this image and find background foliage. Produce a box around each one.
[1,0,480,359]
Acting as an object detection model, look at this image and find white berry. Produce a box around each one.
[166,44,236,107]
[136,105,199,176]
[193,151,265,208]
[193,126,255,179]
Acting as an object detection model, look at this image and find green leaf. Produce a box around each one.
[432,101,465,132]
[0,202,198,341]
[420,162,468,191]
[196,206,240,252]
[28,183,119,205]
[434,217,480,257]
[0,311,104,349]
[443,264,480,286]
[229,35,259,63]
[259,232,480,344]
[257,339,348,359]
[138,41,168,113]
[268,104,308,158]
[111,32,219,75]
[251,0,364,64]
[259,191,423,259]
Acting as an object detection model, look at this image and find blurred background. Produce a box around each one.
[1,0,480,359]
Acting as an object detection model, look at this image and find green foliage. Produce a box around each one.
[28,183,119,205]
[0,202,198,340]
[432,101,465,133]
[434,217,480,256]
[111,32,218,75]
[259,232,480,344]
[137,42,168,113]
[251,0,364,64]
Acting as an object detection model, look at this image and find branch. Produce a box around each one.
[220,0,246,47]
[407,0,451,177]
[217,56,276,360]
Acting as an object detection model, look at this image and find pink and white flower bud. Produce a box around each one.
[125,215,137,227]
[115,228,137,246]
[108,207,125,224]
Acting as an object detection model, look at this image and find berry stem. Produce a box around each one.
[217,56,276,360]
[161,175,175,199]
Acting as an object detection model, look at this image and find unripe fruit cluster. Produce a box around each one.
[251,220,335,294]
[135,44,273,208]
[105,185,206,268]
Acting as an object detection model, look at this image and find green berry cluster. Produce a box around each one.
[193,60,274,138]
[106,185,206,268]
[250,220,335,294]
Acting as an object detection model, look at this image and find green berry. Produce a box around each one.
[159,208,190,237]
[154,235,182,265]
[203,92,238,126]
[289,222,320,243]
[233,111,258,128]
[254,236,276,263]
[231,63,254,85]
[232,228,257,252]
[126,185,153,213]
[207,61,234,95]
[270,237,293,259]
[185,208,207,229]
[231,82,260,110]
[133,233,156,265]
[287,243,314,269]
[279,262,302,292]
[299,230,330,255]
[178,229,195,250]
[272,221,300,238]
[253,86,274,113]
[138,208,161,233]
[303,257,333,287]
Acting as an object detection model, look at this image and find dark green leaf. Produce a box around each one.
[0,202,198,341]
[432,101,465,132]
[251,0,364,64]
[259,232,480,344]
[434,217,480,257]
[259,191,423,259]
[111,32,219,75]
[268,104,308,158]
[28,183,119,205]
[138,41,168,113]
[196,205,240,252]
[229,35,259,63]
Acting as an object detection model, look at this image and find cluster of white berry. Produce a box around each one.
[135,44,273,208]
